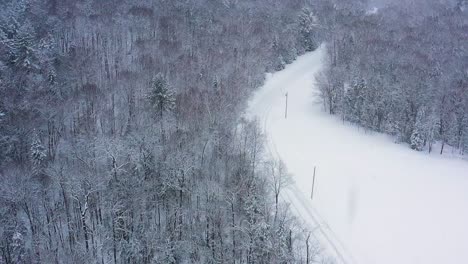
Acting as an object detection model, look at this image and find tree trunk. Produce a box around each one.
[60,184,74,252]
[79,202,89,252]
[112,218,117,264]
[231,202,236,264]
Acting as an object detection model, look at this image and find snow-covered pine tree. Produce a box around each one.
[344,77,366,124]
[30,131,46,167]
[9,20,38,71]
[149,75,176,119]
[148,74,176,143]
[298,8,318,52]
[410,129,425,151]
[276,54,286,71]
[0,0,38,71]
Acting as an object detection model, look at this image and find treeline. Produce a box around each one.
[314,0,468,154]
[0,1,324,263]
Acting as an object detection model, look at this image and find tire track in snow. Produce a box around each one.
[270,131,356,264]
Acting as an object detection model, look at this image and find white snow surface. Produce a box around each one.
[246,45,468,264]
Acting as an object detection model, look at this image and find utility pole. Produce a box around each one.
[285,92,288,119]
[311,166,316,200]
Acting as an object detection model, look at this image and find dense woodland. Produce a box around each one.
[315,0,468,154]
[0,0,326,263]
[4,0,465,263]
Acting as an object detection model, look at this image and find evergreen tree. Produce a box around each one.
[8,20,38,70]
[148,74,176,142]
[0,0,39,71]
[30,131,46,167]
[149,75,176,120]
[344,77,366,124]
[410,129,425,151]
[298,8,318,52]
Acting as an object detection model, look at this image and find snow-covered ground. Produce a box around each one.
[247,46,468,264]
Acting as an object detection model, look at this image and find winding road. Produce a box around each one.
[247,45,468,264]
[247,46,355,263]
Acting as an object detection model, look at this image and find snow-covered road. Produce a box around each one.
[247,46,468,264]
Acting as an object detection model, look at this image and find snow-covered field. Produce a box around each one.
[247,46,468,264]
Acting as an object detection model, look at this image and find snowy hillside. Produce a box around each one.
[247,46,468,264]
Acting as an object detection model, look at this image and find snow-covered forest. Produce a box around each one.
[1,0,467,263]
[0,0,320,263]
[315,0,468,154]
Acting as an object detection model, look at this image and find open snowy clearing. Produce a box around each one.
[247,46,468,264]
